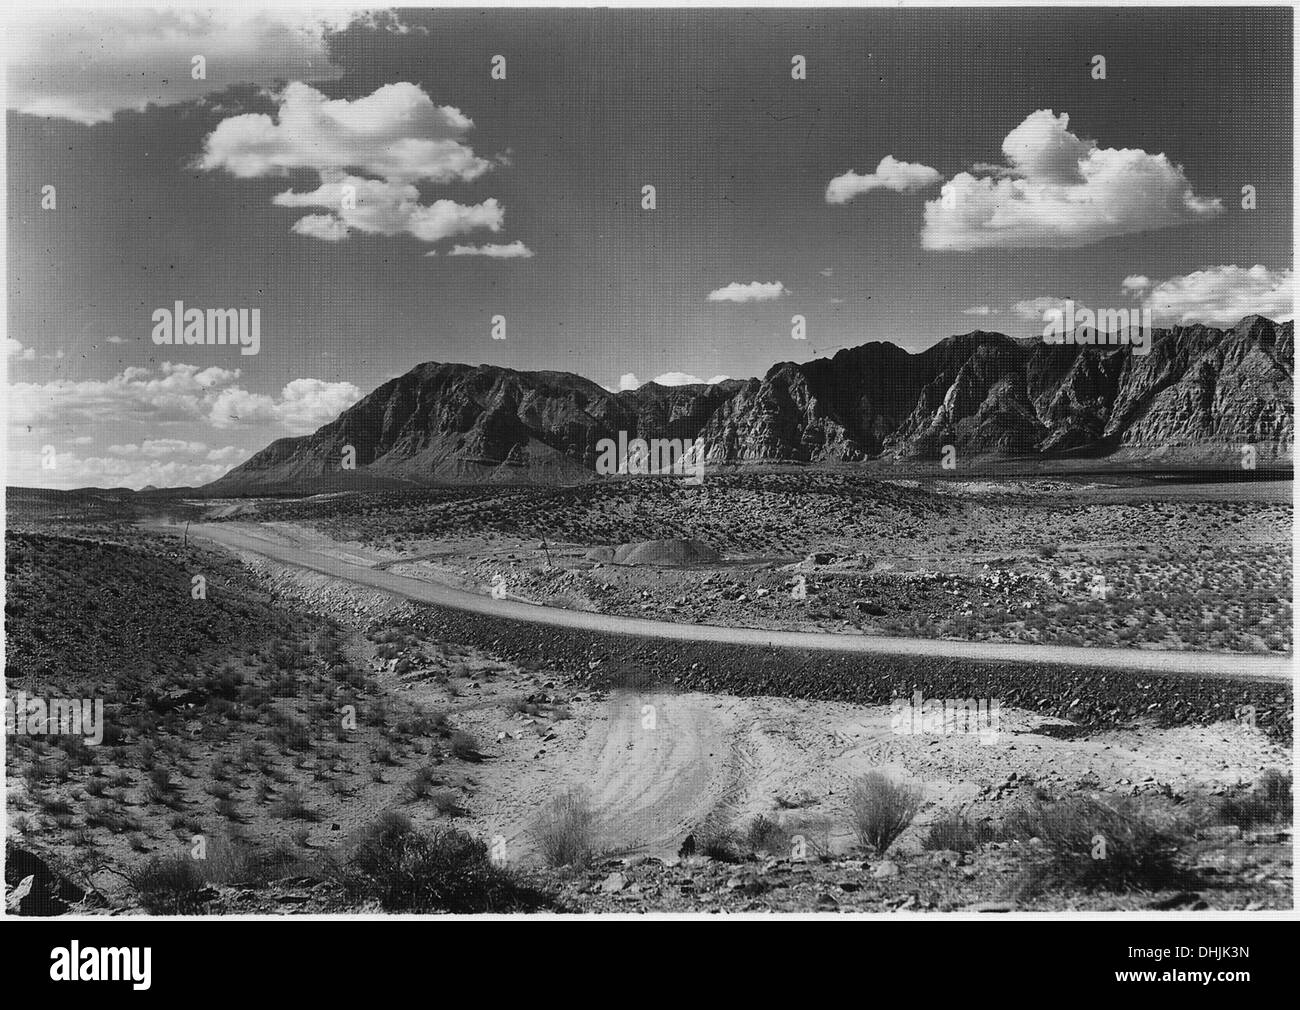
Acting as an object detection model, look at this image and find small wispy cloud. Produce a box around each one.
[707,280,788,303]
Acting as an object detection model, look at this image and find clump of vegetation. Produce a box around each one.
[1219,769,1292,830]
[131,856,209,914]
[449,730,482,762]
[269,787,315,822]
[1003,794,1190,894]
[848,773,922,854]
[531,788,597,868]
[693,812,745,863]
[923,809,1001,852]
[333,812,548,912]
[744,814,791,856]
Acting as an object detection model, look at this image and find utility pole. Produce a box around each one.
[541,538,552,568]
[183,520,190,550]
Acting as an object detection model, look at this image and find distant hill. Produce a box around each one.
[206,316,1294,493]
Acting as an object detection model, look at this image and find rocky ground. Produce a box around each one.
[6,516,1292,916]
[227,473,1291,655]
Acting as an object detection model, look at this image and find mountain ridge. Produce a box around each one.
[207,316,1295,492]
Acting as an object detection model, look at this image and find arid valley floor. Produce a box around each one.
[4,470,1293,914]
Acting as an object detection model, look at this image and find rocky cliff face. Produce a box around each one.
[208,316,1293,491]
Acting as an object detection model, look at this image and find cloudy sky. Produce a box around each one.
[5,6,1293,488]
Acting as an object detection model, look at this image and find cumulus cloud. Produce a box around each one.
[8,361,360,436]
[650,372,731,387]
[1122,275,1152,295]
[1011,296,1071,322]
[7,446,244,491]
[6,10,357,125]
[445,240,534,258]
[921,110,1222,250]
[107,439,209,458]
[707,281,788,303]
[961,305,995,316]
[6,338,36,360]
[608,371,731,391]
[825,155,942,204]
[8,437,253,489]
[208,377,363,433]
[1133,265,1294,326]
[200,83,504,244]
[201,83,490,182]
[291,214,352,242]
[276,174,504,243]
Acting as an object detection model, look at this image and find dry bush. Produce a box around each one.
[531,787,597,868]
[1003,794,1191,894]
[848,773,922,854]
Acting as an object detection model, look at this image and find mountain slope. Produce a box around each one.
[207,317,1294,492]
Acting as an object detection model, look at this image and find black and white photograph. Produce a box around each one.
[1,1,1294,959]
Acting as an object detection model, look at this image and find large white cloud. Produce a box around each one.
[6,10,359,125]
[825,155,941,204]
[921,110,1222,250]
[1133,265,1294,326]
[208,377,363,433]
[200,82,509,245]
[201,82,490,182]
[8,362,360,436]
[707,281,788,303]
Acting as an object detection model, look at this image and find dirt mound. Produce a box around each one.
[586,539,721,567]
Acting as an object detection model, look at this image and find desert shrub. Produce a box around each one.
[1003,794,1189,893]
[848,773,922,854]
[507,697,542,717]
[205,781,234,801]
[83,799,139,833]
[745,814,790,856]
[430,789,465,816]
[923,809,1000,852]
[131,856,209,914]
[334,812,547,912]
[402,767,436,803]
[449,731,482,762]
[269,787,315,822]
[531,788,597,868]
[83,776,109,798]
[691,810,745,863]
[1219,769,1292,829]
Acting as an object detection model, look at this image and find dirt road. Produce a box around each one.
[180,520,1292,680]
